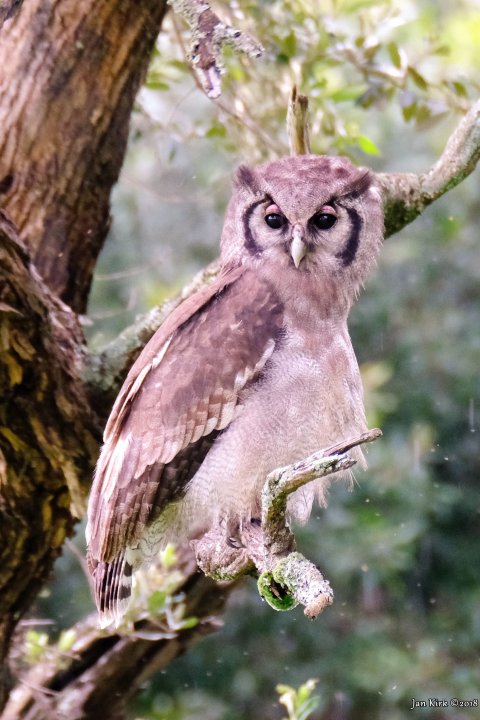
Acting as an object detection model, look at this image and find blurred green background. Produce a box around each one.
[33,0,480,718]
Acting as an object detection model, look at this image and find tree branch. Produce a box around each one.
[379,98,480,236]
[3,549,235,720]
[168,0,263,98]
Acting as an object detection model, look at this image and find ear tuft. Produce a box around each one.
[234,164,262,196]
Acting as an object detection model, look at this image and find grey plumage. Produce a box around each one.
[86,154,384,622]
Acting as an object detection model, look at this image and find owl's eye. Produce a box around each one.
[311,210,337,230]
[265,212,286,229]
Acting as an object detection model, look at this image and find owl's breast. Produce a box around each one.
[183,322,367,526]
[252,325,367,454]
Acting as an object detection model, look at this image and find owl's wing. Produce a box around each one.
[86,265,285,564]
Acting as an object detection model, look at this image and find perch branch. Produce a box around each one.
[262,428,382,557]
[194,429,382,619]
[168,0,262,98]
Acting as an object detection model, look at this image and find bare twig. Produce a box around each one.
[287,86,311,155]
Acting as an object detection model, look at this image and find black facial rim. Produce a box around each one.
[242,198,266,255]
[335,204,362,266]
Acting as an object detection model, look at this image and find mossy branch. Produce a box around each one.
[379,98,480,237]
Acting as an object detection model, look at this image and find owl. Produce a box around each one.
[86,154,384,622]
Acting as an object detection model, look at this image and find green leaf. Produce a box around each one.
[408,66,428,91]
[57,629,76,652]
[178,615,198,630]
[387,41,402,69]
[400,90,418,122]
[330,85,366,102]
[277,679,320,720]
[160,543,177,569]
[205,125,227,139]
[449,80,468,97]
[145,78,170,91]
[356,134,380,156]
[24,630,49,664]
[147,591,167,614]
[281,31,297,58]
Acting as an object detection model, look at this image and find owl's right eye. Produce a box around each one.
[265,213,286,229]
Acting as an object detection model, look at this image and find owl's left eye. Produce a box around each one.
[311,210,337,230]
[265,212,286,229]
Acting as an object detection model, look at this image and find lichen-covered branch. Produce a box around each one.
[379,98,480,236]
[168,0,263,98]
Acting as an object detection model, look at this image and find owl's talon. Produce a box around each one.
[227,535,244,549]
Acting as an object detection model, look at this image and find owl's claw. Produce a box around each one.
[227,535,244,549]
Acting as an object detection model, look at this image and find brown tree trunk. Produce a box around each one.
[0,0,168,709]
[0,0,168,313]
[0,214,98,708]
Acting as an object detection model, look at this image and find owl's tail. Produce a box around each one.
[87,551,133,628]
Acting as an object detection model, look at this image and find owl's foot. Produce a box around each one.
[193,428,382,617]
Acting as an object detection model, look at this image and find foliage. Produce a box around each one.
[277,679,321,720]
[34,0,480,718]
[145,0,479,163]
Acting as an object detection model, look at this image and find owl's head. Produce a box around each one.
[220,154,383,303]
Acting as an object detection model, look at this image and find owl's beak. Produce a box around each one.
[291,227,308,268]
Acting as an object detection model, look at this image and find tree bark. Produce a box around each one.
[0,0,168,708]
[0,0,168,313]
[0,214,99,707]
